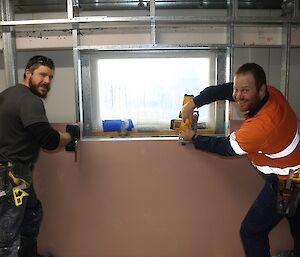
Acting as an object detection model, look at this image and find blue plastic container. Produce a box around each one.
[102,119,134,132]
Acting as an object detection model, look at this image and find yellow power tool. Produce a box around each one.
[170,94,199,144]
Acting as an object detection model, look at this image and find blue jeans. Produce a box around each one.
[240,178,300,257]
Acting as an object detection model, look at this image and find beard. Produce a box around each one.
[29,78,50,99]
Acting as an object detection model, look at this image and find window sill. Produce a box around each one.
[91,129,216,138]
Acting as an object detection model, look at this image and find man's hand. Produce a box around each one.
[66,124,80,142]
[181,99,196,121]
[179,127,196,143]
[65,124,80,152]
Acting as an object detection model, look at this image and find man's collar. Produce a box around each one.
[245,88,269,118]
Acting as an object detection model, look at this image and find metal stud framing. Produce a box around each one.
[0,0,17,88]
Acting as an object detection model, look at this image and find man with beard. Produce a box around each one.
[0,55,80,257]
[179,63,300,257]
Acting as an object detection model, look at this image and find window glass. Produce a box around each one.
[80,50,216,138]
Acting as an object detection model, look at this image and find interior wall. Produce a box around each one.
[289,48,300,119]
[0,53,5,92]
[231,47,300,119]
[34,124,293,257]
[0,51,76,123]
[231,47,282,120]
[16,51,77,123]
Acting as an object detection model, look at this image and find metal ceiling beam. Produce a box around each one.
[12,0,284,13]
[3,15,300,27]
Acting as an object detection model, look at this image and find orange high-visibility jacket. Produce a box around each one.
[229,85,300,175]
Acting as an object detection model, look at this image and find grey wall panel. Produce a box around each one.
[0,52,6,92]
[233,48,281,88]
[232,47,282,120]
[268,48,282,88]
[289,48,300,119]
[16,50,76,123]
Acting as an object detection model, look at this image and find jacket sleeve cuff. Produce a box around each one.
[192,134,197,142]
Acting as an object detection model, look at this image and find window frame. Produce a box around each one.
[79,48,228,140]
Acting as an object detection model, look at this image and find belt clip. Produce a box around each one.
[12,187,29,206]
[8,171,30,207]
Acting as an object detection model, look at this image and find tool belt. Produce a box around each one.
[0,162,31,206]
[276,169,300,217]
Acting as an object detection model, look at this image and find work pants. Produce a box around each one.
[240,178,300,257]
[0,164,43,257]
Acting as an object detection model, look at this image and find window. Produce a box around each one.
[80,50,217,139]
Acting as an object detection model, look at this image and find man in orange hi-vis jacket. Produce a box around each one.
[180,63,300,257]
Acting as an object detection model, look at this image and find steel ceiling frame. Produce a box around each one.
[11,0,285,13]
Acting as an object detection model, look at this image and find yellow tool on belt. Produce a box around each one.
[170,94,199,145]
[278,168,300,184]
[289,169,300,183]
[276,168,300,217]
[9,171,30,207]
